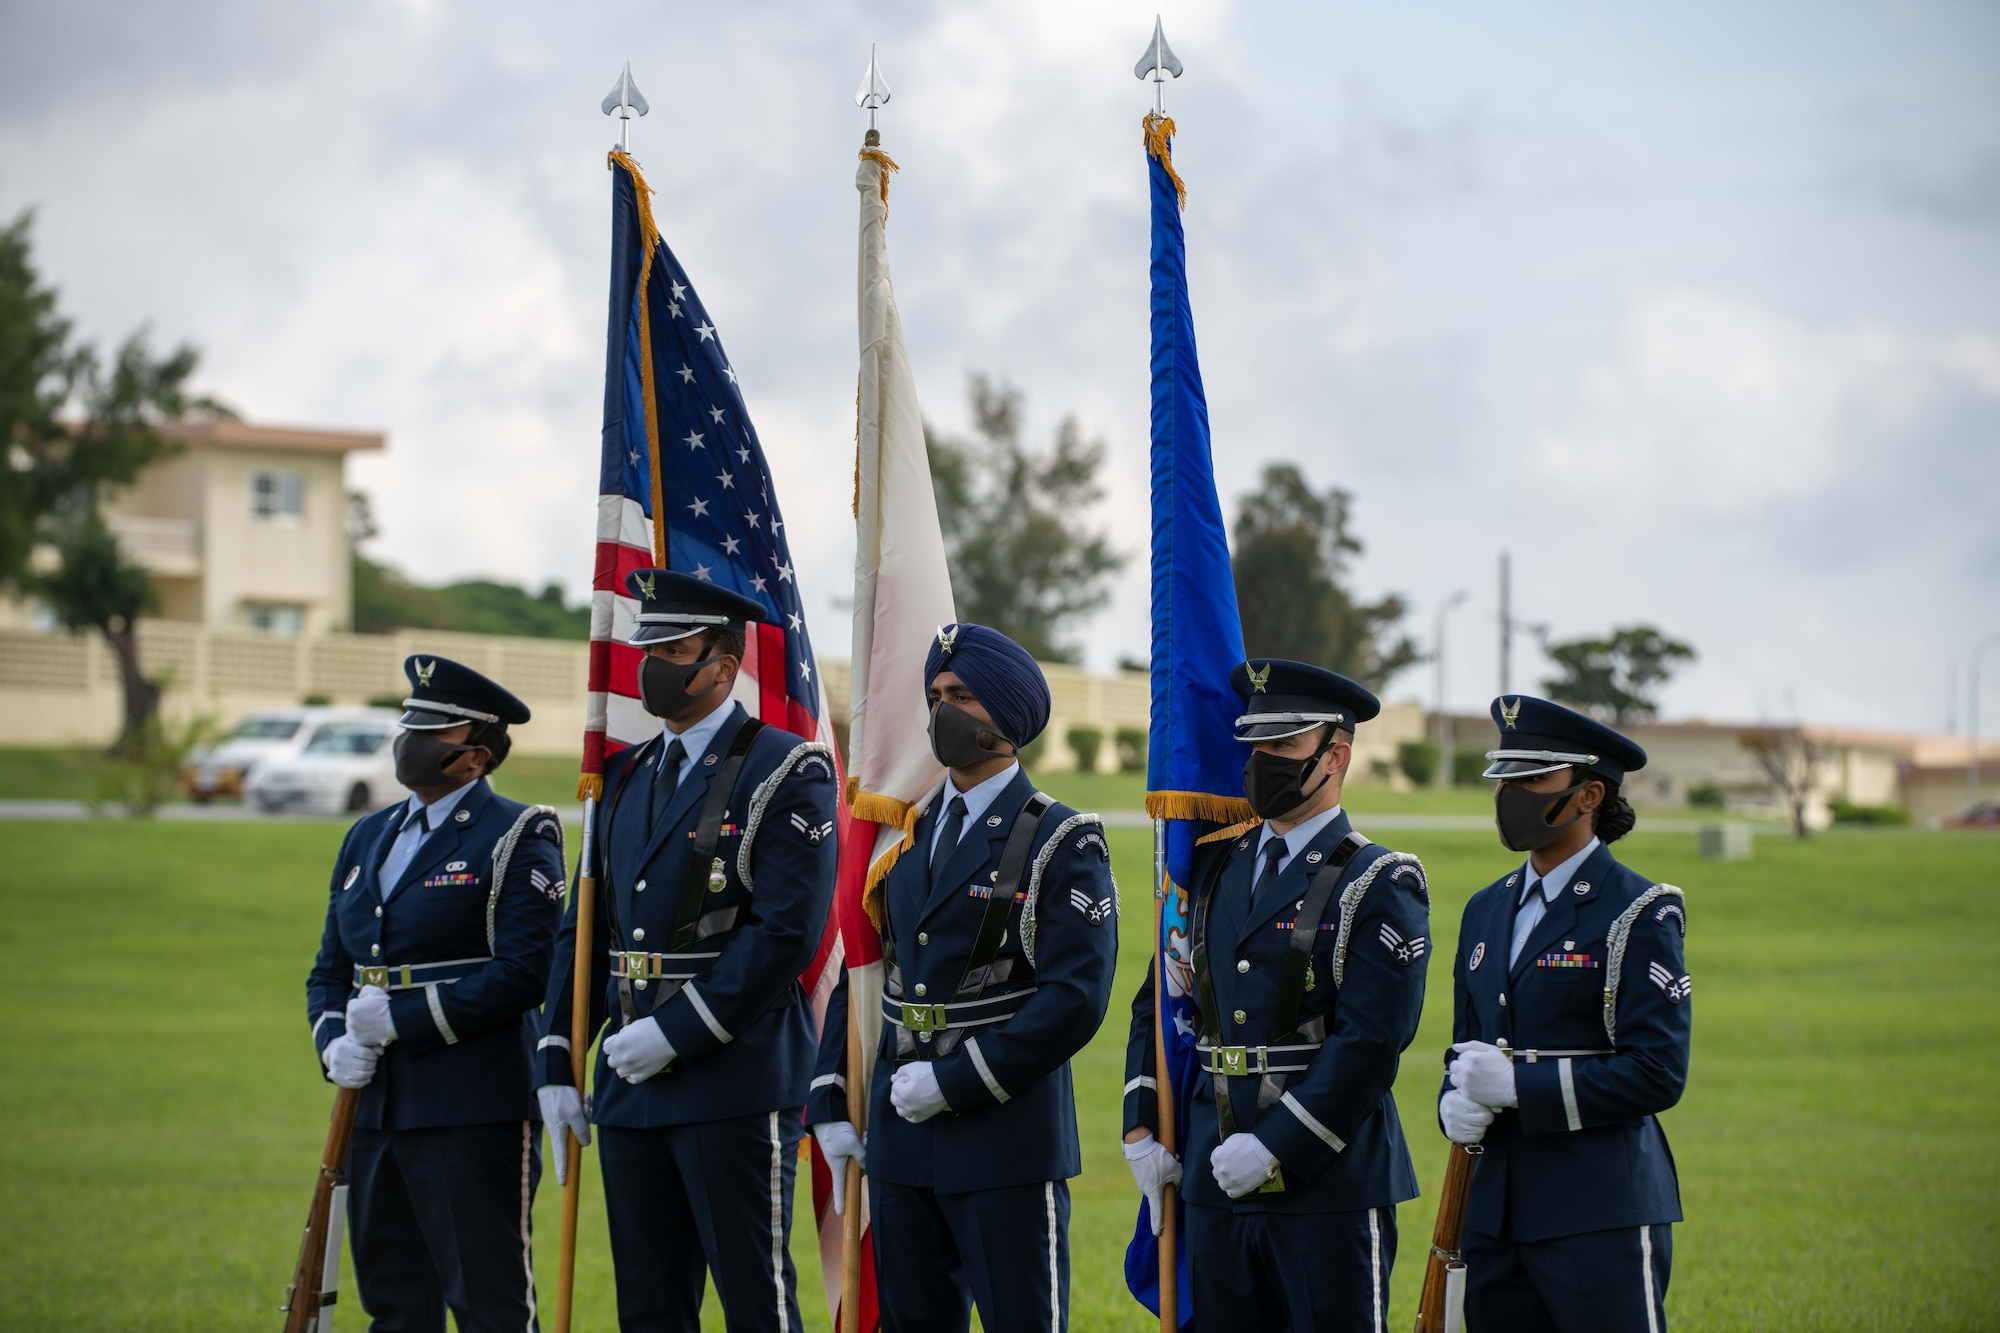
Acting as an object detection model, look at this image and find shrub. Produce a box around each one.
[1829,800,1909,826]
[1018,732,1049,771]
[300,693,331,706]
[1368,758,1394,783]
[1452,749,1487,787]
[1067,726,1104,774]
[1398,741,1438,787]
[1686,783,1726,809]
[1114,726,1148,774]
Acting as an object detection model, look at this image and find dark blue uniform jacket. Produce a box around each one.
[1125,811,1430,1214]
[307,779,566,1131]
[1444,840,1690,1242]
[538,704,838,1128]
[808,768,1119,1194]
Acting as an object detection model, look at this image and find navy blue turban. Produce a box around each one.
[923,623,1051,747]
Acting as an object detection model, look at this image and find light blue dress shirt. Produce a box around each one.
[1509,836,1602,967]
[928,762,1022,860]
[1254,803,1346,882]
[659,700,736,791]
[377,779,478,899]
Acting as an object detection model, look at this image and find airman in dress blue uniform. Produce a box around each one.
[307,654,566,1333]
[1438,696,1690,1332]
[1123,660,1431,1332]
[808,624,1120,1333]
[535,570,837,1333]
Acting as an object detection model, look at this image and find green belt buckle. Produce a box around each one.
[1215,1045,1248,1077]
[359,965,388,989]
[902,1002,948,1035]
[1258,1167,1288,1195]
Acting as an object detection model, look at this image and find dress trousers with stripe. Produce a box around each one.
[306,777,566,1333]
[538,701,837,1333]
[1443,839,1690,1332]
[1125,808,1431,1332]
[810,766,1119,1333]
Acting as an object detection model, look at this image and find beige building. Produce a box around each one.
[46,418,382,636]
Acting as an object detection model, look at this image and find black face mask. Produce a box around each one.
[928,701,1014,771]
[1242,733,1338,822]
[1495,779,1592,853]
[394,730,485,790]
[638,650,725,720]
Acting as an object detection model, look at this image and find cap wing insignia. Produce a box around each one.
[1500,697,1522,730]
[635,571,656,600]
[1246,662,1271,694]
[415,659,436,687]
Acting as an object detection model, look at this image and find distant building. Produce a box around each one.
[4,418,384,636]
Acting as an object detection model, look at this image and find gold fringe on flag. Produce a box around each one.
[846,787,925,929]
[1198,818,1263,846]
[576,773,605,802]
[1146,789,1254,825]
[1142,113,1186,211]
[610,149,670,566]
[858,147,900,205]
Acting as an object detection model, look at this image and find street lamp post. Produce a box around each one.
[1434,591,1468,790]
[1970,632,2000,808]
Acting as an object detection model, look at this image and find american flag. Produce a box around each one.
[586,150,831,776]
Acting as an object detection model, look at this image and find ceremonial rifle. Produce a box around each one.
[280,1086,360,1333]
[1414,1143,1481,1333]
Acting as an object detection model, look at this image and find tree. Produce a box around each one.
[348,490,590,639]
[1740,726,1821,839]
[1540,625,1696,725]
[1230,464,1420,691]
[0,210,229,752]
[926,375,1124,663]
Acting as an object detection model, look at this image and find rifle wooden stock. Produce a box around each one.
[555,832,597,1333]
[281,1085,361,1333]
[1414,1144,1481,1333]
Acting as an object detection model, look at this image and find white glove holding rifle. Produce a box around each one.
[346,984,397,1047]
[323,1035,379,1089]
[1440,1088,1495,1145]
[539,1086,593,1186]
[1122,1133,1183,1234]
[1449,1041,1518,1109]
[812,1121,865,1214]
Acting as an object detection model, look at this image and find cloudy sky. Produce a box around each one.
[3,0,1995,730]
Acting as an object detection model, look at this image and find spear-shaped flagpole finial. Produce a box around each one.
[1134,16,1184,117]
[855,43,892,146]
[602,60,650,153]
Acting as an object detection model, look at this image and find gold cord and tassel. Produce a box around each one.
[1143,113,1187,211]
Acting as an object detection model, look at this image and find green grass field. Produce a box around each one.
[0,817,1994,1330]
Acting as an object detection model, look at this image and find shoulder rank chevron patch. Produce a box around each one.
[789,812,834,845]
[1379,921,1428,966]
[1648,959,1692,1003]
[1069,885,1114,925]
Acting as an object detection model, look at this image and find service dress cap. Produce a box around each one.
[1483,695,1647,783]
[1229,659,1382,742]
[624,568,768,647]
[398,655,532,731]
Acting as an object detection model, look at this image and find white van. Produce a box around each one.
[184,706,399,802]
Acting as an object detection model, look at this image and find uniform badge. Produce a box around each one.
[1500,698,1523,730]
[935,623,960,654]
[986,814,1003,827]
[446,861,467,873]
[1303,959,1316,992]
[342,867,360,892]
[1506,873,1519,889]
[529,868,565,904]
[1564,940,1575,951]
[635,570,657,599]
[1305,850,1323,865]
[790,812,834,845]
[1469,941,1486,971]
[1654,902,1686,936]
[1073,830,1109,859]
[1069,886,1114,925]
[1573,880,1590,896]
[704,754,718,766]
[1649,960,1692,1003]
[415,659,436,687]
[1237,838,1251,851]
[1379,922,1428,966]
[1245,662,1272,693]
[455,809,471,823]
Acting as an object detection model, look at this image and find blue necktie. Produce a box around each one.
[1255,837,1288,904]
[930,796,968,880]
[651,739,686,832]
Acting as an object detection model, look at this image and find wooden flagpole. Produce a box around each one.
[1152,817,1178,1331]
[555,796,597,1333]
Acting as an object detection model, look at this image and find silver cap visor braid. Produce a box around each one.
[1234,710,1349,741]
[1481,748,1601,779]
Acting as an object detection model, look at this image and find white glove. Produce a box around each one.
[1209,1132,1279,1199]
[889,1062,950,1123]
[323,1034,380,1089]
[1449,1041,1519,1109]
[346,985,397,1046]
[813,1121,865,1214]
[539,1085,593,1185]
[1440,1088,1496,1145]
[1122,1134,1183,1235]
[603,1017,676,1084]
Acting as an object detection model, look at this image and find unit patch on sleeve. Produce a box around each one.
[1069,886,1114,925]
[1653,901,1687,936]
[1648,960,1692,1003]
[789,813,834,845]
[1378,922,1428,966]
[794,752,834,780]
[1072,830,1109,860]
[529,868,565,904]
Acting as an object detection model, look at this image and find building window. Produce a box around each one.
[251,471,304,523]
[245,604,304,636]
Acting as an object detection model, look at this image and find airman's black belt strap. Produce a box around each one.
[953,792,1054,1005]
[672,719,764,954]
